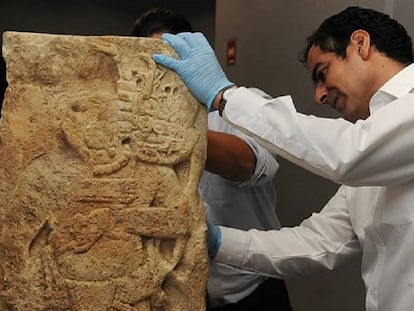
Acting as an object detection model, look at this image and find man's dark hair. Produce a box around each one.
[299,6,414,65]
[130,7,193,37]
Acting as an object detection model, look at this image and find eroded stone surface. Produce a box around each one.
[0,31,208,311]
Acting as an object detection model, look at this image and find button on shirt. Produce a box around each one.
[215,64,414,311]
[200,102,280,307]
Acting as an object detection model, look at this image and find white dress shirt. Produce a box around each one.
[200,94,281,307]
[215,63,414,311]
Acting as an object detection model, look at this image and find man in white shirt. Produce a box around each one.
[153,6,414,311]
[133,8,293,310]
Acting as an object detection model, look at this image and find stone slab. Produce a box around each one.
[0,31,208,311]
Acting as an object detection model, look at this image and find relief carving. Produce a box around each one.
[0,32,208,311]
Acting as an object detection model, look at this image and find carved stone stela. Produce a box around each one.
[0,32,208,311]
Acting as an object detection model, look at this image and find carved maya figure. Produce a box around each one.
[0,32,208,311]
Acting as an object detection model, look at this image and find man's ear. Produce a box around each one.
[350,29,370,60]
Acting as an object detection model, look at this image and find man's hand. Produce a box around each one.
[207,221,222,258]
[153,32,233,111]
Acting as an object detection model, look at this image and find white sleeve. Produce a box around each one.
[238,135,279,187]
[215,186,360,278]
[223,87,414,186]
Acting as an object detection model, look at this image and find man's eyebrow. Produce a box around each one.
[311,62,323,83]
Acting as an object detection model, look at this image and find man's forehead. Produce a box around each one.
[307,45,324,60]
[306,45,324,71]
[307,45,336,68]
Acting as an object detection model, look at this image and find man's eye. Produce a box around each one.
[317,68,327,82]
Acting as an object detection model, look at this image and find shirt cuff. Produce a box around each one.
[214,226,251,267]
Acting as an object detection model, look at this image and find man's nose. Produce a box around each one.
[315,84,328,105]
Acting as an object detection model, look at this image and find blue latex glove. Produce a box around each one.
[153,32,234,110]
[207,221,222,258]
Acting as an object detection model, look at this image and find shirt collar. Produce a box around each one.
[370,63,414,113]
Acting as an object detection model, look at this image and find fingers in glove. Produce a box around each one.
[161,33,190,59]
[177,32,211,49]
[152,54,179,70]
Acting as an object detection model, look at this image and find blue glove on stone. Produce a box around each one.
[153,32,234,111]
[207,221,222,258]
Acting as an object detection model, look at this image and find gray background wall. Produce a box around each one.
[215,1,414,310]
[1,1,413,310]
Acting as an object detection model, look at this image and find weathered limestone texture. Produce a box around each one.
[0,31,208,311]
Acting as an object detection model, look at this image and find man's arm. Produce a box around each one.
[207,87,279,183]
[214,186,361,278]
[205,130,256,182]
[221,87,414,186]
